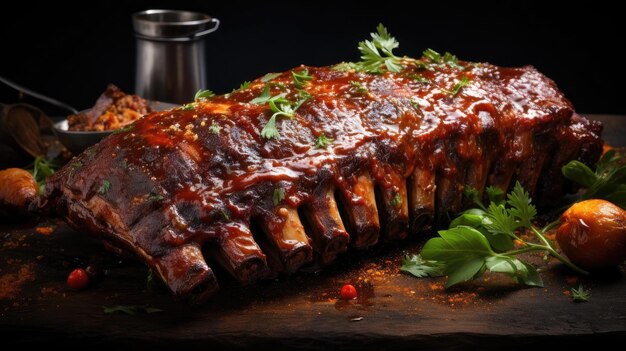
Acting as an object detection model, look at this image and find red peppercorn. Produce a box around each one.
[67,268,89,290]
[340,284,357,300]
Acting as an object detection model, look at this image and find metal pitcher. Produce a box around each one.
[132,9,220,104]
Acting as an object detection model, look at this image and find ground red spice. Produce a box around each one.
[0,263,35,299]
[35,226,54,236]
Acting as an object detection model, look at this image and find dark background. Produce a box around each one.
[1,1,624,114]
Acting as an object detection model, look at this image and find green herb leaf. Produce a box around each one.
[111,124,135,135]
[463,186,484,208]
[400,254,444,278]
[408,74,430,83]
[356,23,403,73]
[562,150,626,209]
[71,161,83,170]
[98,180,111,194]
[485,186,505,205]
[422,48,442,63]
[421,226,494,287]
[389,193,402,207]
[315,134,334,149]
[250,85,272,104]
[209,121,221,134]
[220,209,230,221]
[446,76,470,96]
[570,284,591,302]
[332,62,358,72]
[261,73,281,82]
[27,156,59,194]
[148,192,164,202]
[485,202,519,238]
[239,81,251,90]
[486,256,543,287]
[350,81,369,94]
[292,69,313,88]
[273,187,285,206]
[261,115,279,140]
[180,103,195,111]
[194,89,215,101]
[103,305,164,315]
[507,181,537,227]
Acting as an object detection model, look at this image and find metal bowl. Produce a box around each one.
[53,101,178,154]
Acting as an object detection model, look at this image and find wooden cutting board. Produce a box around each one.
[1,115,625,348]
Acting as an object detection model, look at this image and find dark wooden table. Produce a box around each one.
[1,115,625,349]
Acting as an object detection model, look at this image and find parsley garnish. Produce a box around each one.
[570,284,591,302]
[103,305,163,315]
[315,134,334,148]
[446,76,470,96]
[261,73,281,82]
[292,69,312,88]
[273,188,285,206]
[408,74,430,84]
[98,180,111,194]
[406,181,587,288]
[194,89,215,101]
[220,209,231,221]
[27,156,59,194]
[111,124,134,135]
[209,121,221,134]
[250,85,274,104]
[148,192,164,202]
[422,48,442,63]
[260,91,311,140]
[355,23,403,73]
[180,103,195,111]
[71,161,82,170]
[239,81,251,90]
[389,193,402,207]
[401,254,444,278]
[350,81,369,94]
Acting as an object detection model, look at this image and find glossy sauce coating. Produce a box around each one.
[40,59,595,298]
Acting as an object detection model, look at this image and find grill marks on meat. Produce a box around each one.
[39,61,603,303]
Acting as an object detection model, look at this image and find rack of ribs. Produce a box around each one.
[29,56,602,304]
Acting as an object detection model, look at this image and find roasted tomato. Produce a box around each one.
[557,199,626,269]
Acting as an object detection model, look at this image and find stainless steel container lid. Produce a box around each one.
[132,9,220,41]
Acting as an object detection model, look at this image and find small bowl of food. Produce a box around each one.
[53,85,176,154]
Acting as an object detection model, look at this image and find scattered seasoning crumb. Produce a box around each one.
[35,226,54,236]
[0,264,35,299]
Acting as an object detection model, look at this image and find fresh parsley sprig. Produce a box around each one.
[402,181,588,288]
[315,134,333,149]
[354,23,403,73]
[259,91,311,140]
[194,89,215,101]
[27,156,59,194]
[292,69,313,88]
[570,284,591,302]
